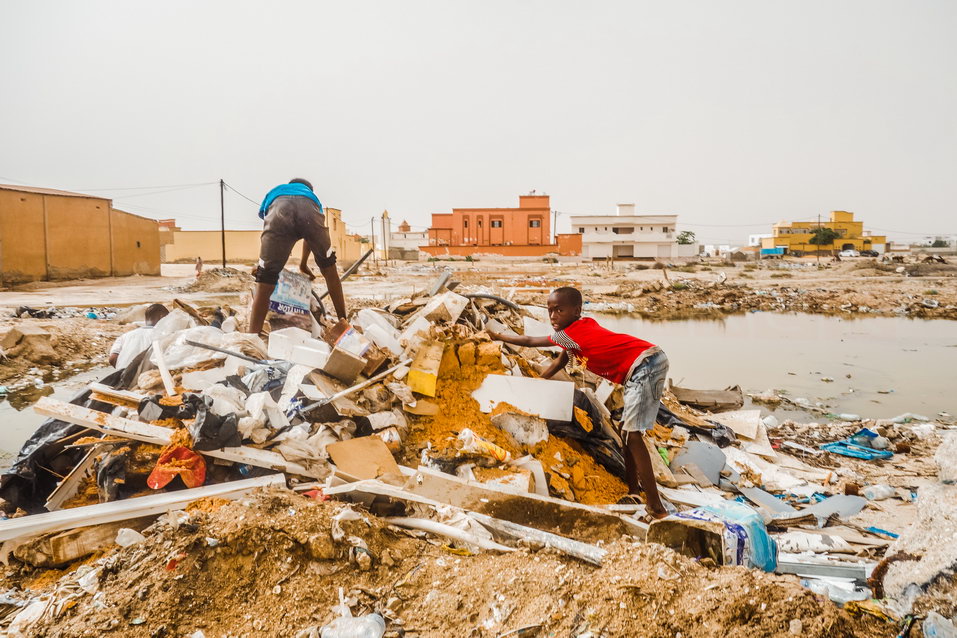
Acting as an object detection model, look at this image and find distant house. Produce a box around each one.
[389,220,428,260]
[422,193,581,258]
[761,211,886,255]
[570,204,697,260]
[0,183,160,283]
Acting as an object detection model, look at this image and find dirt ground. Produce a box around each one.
[15,488,891,638]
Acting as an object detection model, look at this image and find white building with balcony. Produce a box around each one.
[569,204,697,260]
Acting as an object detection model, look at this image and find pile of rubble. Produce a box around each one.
[0,270,953,636]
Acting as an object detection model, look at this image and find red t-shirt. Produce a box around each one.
[548,317,655,385]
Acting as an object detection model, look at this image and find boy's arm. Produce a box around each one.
[540,350,569,379]
[487,330,554,348]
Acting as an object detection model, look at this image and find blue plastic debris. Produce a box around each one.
[820,440,893,460]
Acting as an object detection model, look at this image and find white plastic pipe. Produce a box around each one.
[384,517,515,553]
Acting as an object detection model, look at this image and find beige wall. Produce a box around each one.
[45,195,112,279]
[111,209,161,276]
[162,207,366,266]
[0,188,160,283]
[0,190,47,281]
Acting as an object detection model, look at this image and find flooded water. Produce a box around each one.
[0,367,108,460]
[595,313,956,421]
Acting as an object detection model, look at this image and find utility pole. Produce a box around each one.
[552,210,558,245]
[816,213,821,265]
[220,179,226,268]
[370,217,378,267]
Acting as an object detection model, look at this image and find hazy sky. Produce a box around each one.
[1,1,955,244]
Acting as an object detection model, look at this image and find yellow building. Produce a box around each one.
[761,211,887,255]
[161,207,365,266]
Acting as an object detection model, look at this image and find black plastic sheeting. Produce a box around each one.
[0,349,150,514]
[547,390,626,479]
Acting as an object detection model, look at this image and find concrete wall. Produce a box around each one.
[420,243,562,258]
[0,187,161,283]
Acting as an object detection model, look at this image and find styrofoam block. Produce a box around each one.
[267,327,311,360]
[472,374,575,421]
[289,345,330,369]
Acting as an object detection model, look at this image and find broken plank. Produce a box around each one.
[14,516,155,567]
[471,374,575,421]
[33,397,323,479]
[403,466,646,542]
[45,442,108,512]
[0,475,283,544]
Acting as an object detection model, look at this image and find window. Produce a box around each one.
[529,219,541,228]
[612,227,634,234]
[491,220,503,228]
[463,219,469,228]
[478,219,483,227]
[136,241,141,248]
[578,227,584,233]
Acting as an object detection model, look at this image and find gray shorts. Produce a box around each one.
[256,196,336,285]
[621,350,669,433]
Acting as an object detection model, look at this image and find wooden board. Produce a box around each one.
[643,435,678,488]
[45,443,107,512]
[0,474,283,544]
[33,397,325,479]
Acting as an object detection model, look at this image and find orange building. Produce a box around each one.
[423,194,579,257]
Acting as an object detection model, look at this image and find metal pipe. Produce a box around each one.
[461,293,523,312]
[299,359,411,414]
[184,340,267,365]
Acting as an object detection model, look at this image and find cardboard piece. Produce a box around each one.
[321,347,367,384]
[326,436,402,480]
[408,342,444,397]
[709,409,762,440]
[472,374,575,421]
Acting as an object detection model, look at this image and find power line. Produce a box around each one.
[223,182,260,207]
[106,183,216,199]
[75,181,216,192]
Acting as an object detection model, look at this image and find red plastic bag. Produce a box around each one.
[147,446,206,489]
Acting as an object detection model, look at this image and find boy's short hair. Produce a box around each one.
[552,286,583,306]
[289,178,313,191]
[145,304,169,325]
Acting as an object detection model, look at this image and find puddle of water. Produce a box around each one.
[0,367,109,458]
[595,312,956,421]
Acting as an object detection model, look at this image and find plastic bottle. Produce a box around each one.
[862,484,895,501]
[319,613,385,638]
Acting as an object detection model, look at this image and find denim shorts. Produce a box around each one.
[621,349,670,433]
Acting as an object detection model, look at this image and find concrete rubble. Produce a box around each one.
[0,267,952,637]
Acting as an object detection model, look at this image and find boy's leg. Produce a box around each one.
[625,431,667,518]
[247,210,298,334]
[621,350,671,518]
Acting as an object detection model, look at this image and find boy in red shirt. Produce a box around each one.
[487,286,669,518]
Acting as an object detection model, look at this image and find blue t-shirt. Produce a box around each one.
[258,183,323,219]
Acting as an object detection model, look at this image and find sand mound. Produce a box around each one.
[177,268,254,293]
[21,488,887,638]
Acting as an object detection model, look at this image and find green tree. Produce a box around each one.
[676,230,696,245]
[808,227,840,247]
[931,239,949,248]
